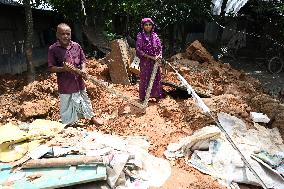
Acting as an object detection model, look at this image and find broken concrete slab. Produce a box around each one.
[106,39,131,85]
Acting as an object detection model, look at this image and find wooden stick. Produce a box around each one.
[22,156,107,169]
[142,60,160,108]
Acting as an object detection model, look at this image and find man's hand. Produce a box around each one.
[63,62,76,73]
[63,62,89,79]
[80,69,89,79]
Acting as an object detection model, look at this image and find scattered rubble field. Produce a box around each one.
[0,41,283,189]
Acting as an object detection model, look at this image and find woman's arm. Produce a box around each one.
[136,33,159,61]
[155,34,163,58]
[136,33,146,59]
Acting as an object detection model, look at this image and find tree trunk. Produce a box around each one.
[23,0,35,82]
[216,0,229,45]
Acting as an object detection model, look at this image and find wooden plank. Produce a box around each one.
[0,163,107,189]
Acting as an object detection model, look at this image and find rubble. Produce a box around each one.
[0,121,171,189]
[0,40,284,188]
[164,113,284,188]
[250,112,270,123]
[20,99,53,119]
[186,40,216,64]
[250,94,284,132]
[105,39,131,85]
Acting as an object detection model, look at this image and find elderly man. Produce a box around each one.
[48,23,102,126]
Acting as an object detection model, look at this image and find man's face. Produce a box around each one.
[57,26,71,47]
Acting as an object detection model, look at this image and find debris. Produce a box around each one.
[106,39,131,85]
[250,94,284,134]
[129,56,140,75]
[26,173,43,182]
[27,119,65,138]
[22,156,110,169]
[28,145,51,160]
[46,127,84,147]
[250,112,270,123]
[0,142,29,163]
[0,140,41,163]
[252,151,284,174]
[107,153,129,188]
[186,40,216,63]
[164,125,221,160]
[0,123,28,144]
[77,131,171,188]
[0,163,107,188]
[1,40,284,188]
[165,113,284,188]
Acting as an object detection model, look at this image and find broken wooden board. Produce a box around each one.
[129,56,140,76]
[0,163,106,189]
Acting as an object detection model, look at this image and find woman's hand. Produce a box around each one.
[144,54,162,61]
[153,55,162,61]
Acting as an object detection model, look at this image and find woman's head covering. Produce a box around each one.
[136,17,162,57]
[141,18,155,31]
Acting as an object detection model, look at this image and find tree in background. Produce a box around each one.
[46,0,284,56]
[21,0,50,82]
[23,0,35,82]
[47,0,211,55]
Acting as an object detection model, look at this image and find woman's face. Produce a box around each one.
[143,22,153,33]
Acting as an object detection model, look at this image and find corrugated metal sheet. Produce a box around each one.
[211,0,249,16]
[225,0,249,15]
[211,0,224,15]
[0,0,20,6]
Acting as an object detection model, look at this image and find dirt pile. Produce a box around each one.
[0,41,282,151]
[250,94,284,131]
[164,41,262,98]
[0,73,60,123]
[163,41,284,135]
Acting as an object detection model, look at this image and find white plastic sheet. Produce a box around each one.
[80,132,171,188]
